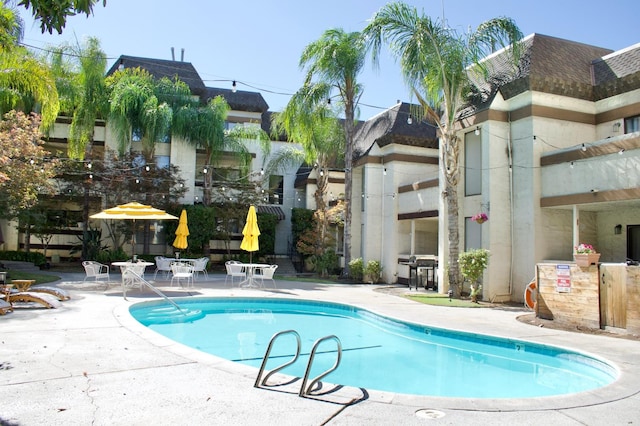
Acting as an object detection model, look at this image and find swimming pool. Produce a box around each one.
[130,297,617,398]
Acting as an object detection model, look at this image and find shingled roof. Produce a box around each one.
[107,55,207,97]
[205,87,268,113]
[592,43,640,100]
[353,102,438,160]
[468,34,618,108]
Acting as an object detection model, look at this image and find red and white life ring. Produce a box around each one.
[524,280,537,310]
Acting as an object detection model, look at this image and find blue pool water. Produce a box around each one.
[129,297,617,398]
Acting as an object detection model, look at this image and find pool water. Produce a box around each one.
[130,297,617,398]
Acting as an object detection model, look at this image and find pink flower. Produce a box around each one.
[575,243,596,254]
[472,212,488,223]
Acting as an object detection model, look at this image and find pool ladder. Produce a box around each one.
[254,330,342,397]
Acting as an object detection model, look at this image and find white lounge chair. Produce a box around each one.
[192,257,209,281]
[256,265,278,288]
[225,261,246,287]
[171,262,194,288]
[154,256,173,280]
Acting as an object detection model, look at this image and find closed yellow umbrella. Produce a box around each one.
[173,209,189,250]
[240,205,260,256]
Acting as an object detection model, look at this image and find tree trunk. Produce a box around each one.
[442,131,461,296]
[342,101,356,276]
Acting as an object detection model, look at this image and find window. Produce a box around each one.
[132,127,142,142]
[159,132,171,143]
[465,217,482,250]
[155,156,170,169]
[624,115,640,133]
[465,131,482,196]
[269,175,284,205]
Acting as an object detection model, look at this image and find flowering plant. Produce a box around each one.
[575,243,596,254]
[471,212,488,224]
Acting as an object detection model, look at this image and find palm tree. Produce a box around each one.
[269,103,344,263]
[48,37,109,259]
[0,2,59,130]
[105,67,175,157]
[291,28,366,276]
[364,1,523,295]
[50,37,109,160]
[172,95,270,206]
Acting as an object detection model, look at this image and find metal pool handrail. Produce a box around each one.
[299,335,342,397]
[123,269,187,314]
[254,329,302,388]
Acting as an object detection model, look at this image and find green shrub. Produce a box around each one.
[458,249,490,291]
[364,260,382,283]
[316,249,339,276]
[349,257,364,282]
[0,250,47,266]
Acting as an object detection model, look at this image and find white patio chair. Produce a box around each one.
[154,256,173,280]
[256,264,278,288]
[192,257,209,281]
[122,263,146,289]
[225,261,246,287]
[171,262,194,288]
[82,261,110,287]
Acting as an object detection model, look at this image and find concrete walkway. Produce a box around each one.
[2,272,639,425]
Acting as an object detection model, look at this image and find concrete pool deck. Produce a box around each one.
[2,272,639,425]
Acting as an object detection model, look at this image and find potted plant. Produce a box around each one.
[471,212,488,224]
[574,243,600,267]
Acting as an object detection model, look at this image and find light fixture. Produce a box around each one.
[474,126,480,136]
[613,122,621,132]
[327,98,331,105]
[619,148,625,155]
[232,81,237,93]
[590,188,598,193]
[87,162,92,169]
[145,165,150,172]
[383,167,387,176]
[260,168,264,175]
[203,167,208,174]
[407,114,413,125]
[614,224,622,235]
[320,169,324,176]
[135,178,140,184]
[570,161,574,168]
[118,59,124,71]
[581,143,587,152]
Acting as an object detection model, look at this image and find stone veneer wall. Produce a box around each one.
[626,266,640,335]
[536,263,600,329]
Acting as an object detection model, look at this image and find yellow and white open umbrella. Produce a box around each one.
[90,202,178,256]
[172,209,189,251]
[240,205,260,261]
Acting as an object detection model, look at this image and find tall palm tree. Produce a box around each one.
[364,1,523,295]
[0,2,59,130]
[48,37,108,259]
[269,103,344,261]
[292,28,366,275]
[172,95,270,206]
[105,68,175,157]
[51,37,109,160]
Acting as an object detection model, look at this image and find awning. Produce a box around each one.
[257,205,285,220]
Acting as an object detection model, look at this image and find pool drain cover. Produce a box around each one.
[415,409,446,419]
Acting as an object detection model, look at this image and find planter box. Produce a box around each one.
[574,253,601,267]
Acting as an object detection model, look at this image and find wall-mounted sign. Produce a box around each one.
[556,264,571,292]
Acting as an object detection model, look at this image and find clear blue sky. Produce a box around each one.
[19,0,640,119]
